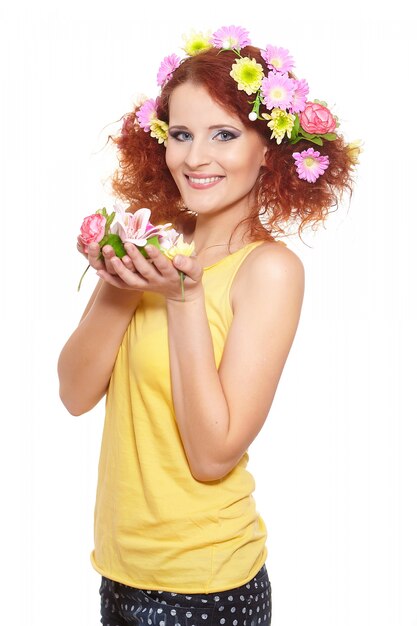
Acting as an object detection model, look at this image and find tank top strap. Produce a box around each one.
[201,240,285,327]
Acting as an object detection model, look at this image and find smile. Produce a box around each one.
[186,176,224,189]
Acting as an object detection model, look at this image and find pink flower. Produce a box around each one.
[111,205,172,246]
[157,54,181,86]
[261,45,294,73]
[136,98,157,132]
[261,71,296,111]
[79,213,106,251]
[292,148,329,183]
[299,101,336,135]
[210,25,251,49]
[289,78,309,114]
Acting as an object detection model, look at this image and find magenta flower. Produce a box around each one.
[292,148,329,183]
[136,98,157,132]
[289,78,309,114]
[210,25,251,49]
[261,71,296,111]
[157,54,181,86]
[261,45,294,73]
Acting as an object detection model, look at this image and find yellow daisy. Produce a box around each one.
[229,57,264,95]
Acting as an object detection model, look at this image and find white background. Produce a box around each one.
[1,2,416,625]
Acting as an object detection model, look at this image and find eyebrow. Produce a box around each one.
[168,124,242,132]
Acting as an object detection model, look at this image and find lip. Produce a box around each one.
[185,174,225,190]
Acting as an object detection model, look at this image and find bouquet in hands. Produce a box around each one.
[78,203,195,300]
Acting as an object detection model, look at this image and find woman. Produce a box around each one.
[58,26,356,626]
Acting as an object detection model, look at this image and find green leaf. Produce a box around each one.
[105,211,115,230]
[104,233,127,258]
[322,133,337,141]
[146,235,162,250]
[136,235,162,258]
[307,136,323,146]
[293,115,300,135]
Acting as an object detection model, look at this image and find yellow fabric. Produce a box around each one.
[90,240,275,593]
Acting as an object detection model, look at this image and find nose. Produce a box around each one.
[184,137,212,170]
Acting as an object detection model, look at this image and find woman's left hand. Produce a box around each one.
[96,242,204,302]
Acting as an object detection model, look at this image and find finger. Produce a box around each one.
[124,243,163,279]
[143,245,179,277]
[96,269,131,289]
[101,245,119,275]
[109,256,149,288]
[172,255,203,282]
[87,242,105,271]
[77,236,88,257]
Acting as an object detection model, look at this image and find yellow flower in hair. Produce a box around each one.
[262,109,295,144]
[230,57,264,95]
[182,30,213,56]
[347,139,363,165]
[150,119,169,144]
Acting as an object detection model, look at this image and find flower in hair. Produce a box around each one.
[346,139,362,165]
[210,25,251,50]
[261,45,294,74]
[261,72,296,111]
[131,25,358,185]
[136,98,158,131]
[229,57,264,95]
[182,30,212,56]
[292,148,330,183]
[149,118,169,144]
[289,79,309,114]
[300,101,337,135]
[157,54,181,86]
[262,109,295,144]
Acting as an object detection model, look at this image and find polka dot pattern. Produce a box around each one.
[99,565,271,625]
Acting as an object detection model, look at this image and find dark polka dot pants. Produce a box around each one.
[99,564,272,626]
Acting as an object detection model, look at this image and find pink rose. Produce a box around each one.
[79,213,106,251]
[299,101,336,135]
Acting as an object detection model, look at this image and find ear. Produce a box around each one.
[260,144,268,168]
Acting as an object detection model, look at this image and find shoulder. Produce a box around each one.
[231,241,305,312]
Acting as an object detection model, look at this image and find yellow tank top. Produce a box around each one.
[90,240,277,593]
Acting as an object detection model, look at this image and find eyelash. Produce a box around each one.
[169,130,237,142]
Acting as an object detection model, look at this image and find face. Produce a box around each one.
[165,82,268,220]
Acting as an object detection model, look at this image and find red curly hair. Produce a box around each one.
[111,46,356,242]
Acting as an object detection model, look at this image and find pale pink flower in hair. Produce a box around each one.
[292,148,329,183]
[210,25,251,49]
[289,78,309,114]
[261,45,294,73]
[157,54,181,86]
[261,71,296,111]
[136,98,158,132]
[300,101,337,134]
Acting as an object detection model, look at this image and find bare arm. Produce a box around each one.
[58,280,142,416]
[86,241,304,480]
[58,241,143,415]
[165,243,305,482]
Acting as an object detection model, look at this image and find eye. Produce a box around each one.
[215,130,237,141]
[169,130,193,142]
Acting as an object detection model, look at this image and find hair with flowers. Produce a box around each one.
[110,26,360,241]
